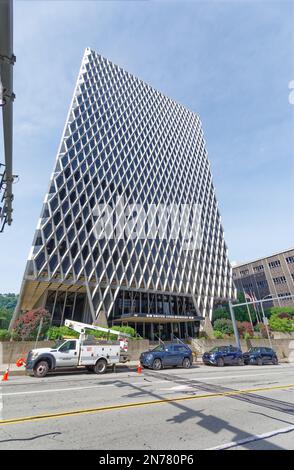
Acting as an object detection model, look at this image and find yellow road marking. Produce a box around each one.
[0,383,293,427]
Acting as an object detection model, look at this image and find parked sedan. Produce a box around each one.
[202,345,244,367]
[140,343,193,370]
[243,347,278,365]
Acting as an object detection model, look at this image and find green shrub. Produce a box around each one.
[109,325,136,338]
[269,315,294,333]
[267,307,294,317]
[46,326,79,340]
[213,319,234,335]
[0,329,11,341]
[46,324,137,341]
[213,330,224,339]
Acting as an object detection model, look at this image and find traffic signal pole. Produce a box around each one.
[228,300,241,350]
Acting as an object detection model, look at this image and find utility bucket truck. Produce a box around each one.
[25,320,131,378]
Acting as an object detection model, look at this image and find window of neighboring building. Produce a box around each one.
[243,283,253,290]
[253,265,264,272]
[240,269,249,276]
[277,292,291,299]
[286,256,294,264]
[268,260,281,269]
[257,280,268,288]
[273,276,287,285]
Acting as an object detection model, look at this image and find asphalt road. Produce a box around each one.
[0,363,293,450]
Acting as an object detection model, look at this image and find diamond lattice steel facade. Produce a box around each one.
[14,48,234,339]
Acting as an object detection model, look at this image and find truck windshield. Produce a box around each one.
[52,340,64,349]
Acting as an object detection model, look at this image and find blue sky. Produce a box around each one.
[1,0,294,293]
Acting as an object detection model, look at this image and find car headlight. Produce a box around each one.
[146,354,153,360]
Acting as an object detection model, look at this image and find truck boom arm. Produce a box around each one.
[64,319,131,338]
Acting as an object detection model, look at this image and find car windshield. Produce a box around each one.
[152,345,166,352]
[209,347,224,352]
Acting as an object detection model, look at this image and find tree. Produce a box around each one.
[212,292,256,324]
[0,293,18,311]
[0,308,12,329]
[212,307,230,323]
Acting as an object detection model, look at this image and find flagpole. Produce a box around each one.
[250,290,261,323]
[243,289,254,330]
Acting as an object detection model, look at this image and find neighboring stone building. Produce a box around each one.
[233,248,294,308]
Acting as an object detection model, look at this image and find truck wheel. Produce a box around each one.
[33,360,49,378]
[94,359,107,374]
[182,357,191,369]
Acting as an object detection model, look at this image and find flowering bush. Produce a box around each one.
[12,308,51,341]
[237,321,254,338]
[277,312,292,320]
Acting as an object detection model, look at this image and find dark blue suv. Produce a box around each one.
[243,347,278,365]
[202,345,244,367]
[140,343,193,370]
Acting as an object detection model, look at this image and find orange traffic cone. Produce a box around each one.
[16,357,25,367]
[2,368,9,381]
[137,363,142,374]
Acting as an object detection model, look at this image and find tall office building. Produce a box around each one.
[233,248,294,308]
[13,48,234,339]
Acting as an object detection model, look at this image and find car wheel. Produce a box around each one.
[257,357,263,366]
[152,358,162,370]
[216,357,224,367]
[182,357,191,369]
[33,360,49,378]
[272,357,278,365]
[237,357,244,366]
[94,358,107,374]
